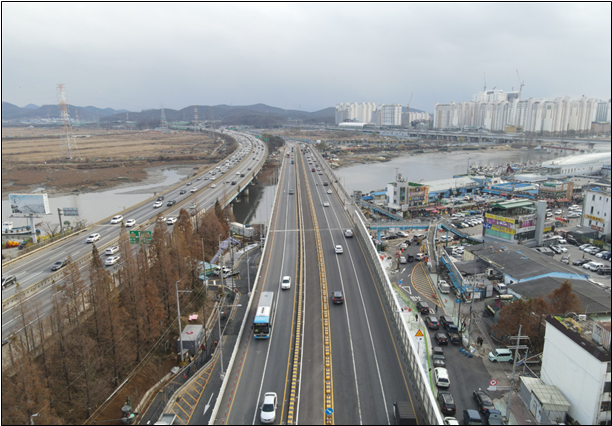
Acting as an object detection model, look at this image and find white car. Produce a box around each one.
[327,189,332,194]
[555,245,568,253]
[125,219,136,227]
[153,201,163,209]
[105,246,119,256]
[211,184,216,188]
[260,392,277,424]
[157,216,167,223]
[444,417,460,426]
[105,255,121,266]
[344,229,353,238]
[335,245,343,254]
[583,262,597,270]
[555,210,563,215]
[110,215,123,224]
[557,238,567,244]
[281,276,291,290]
[415,253,426,260]
[166,217,177,225]
[191,187,198,193]
[323,202,330,207]
[86,233,101,243]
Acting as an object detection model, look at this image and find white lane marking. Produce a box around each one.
[203,393,214,417]
[311,166,363,424]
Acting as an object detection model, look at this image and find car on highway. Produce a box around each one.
[190,187,198,193]
[167,200,177,207]
[166,217,177,225]
[196,177,202,181]
[473,389,495,413]
[105,255,121,266]
[180,189,187,195]
[326,189,332,194]
[2,275,17,289]
[105,246,119,256]
[156,196,165,201]
[153,201,163,209]
[425,316,440,330]
[260,392,277,424]
[86,233,101,243]
[344,229,353,238]
[323,202,330,207]
[125,219,136,227]
[288,189,294,195]
[334,245,343,254]
[318,172,323,175]
[332,291,344,304]
[110,215,123,224]
[434,332,449,345]
[281,276,291,290]
[51,259,70,271]
[211,184,216,188]
[437,391,457,415]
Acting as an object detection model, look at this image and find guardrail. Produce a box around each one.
[308,145,443,425]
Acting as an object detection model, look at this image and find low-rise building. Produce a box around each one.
[581,186,611,236]
[538,180,574,200]
[483,199,540,242]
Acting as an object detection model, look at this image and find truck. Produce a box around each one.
[494,283,507,294]
[438,280,451,294]
[154,413,177,425]
[393,401,417,425]
[447,324,461,344]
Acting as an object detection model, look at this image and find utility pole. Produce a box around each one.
[58,208,64,234]
[506,325,529,422]
[175,280,185,363]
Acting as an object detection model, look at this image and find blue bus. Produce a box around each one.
[254,291,275,339]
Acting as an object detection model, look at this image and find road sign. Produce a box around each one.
[326,408,333,416]
[490,379,497,386]
[399,279,403,285]
[415,329,424,337]
[129,230,152,244]
[62,207,80,216]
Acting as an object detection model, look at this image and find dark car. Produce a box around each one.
[332,291,344,304]
[179,189,186,195]
[597,267,611,276]
[167,200,177,207]
[473,389,495,414]
[1,275,17,289]
[416,301,430,315]
[440,315,454,329]
[432,347,446,367]
[51,259,70,271]
[425,316,440,330]
[437,391,456,415]
[156,196,165,201]
[434,332,449,345]
[573,258,590,266]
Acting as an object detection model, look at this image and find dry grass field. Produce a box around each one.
[1,128,235,193]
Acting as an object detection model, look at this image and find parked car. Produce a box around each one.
[432,346,446,367]
[110,215,123,224]
[473,389,495,413]
[597,267,612,275]
[437,391,457,415]
[434,367,450,388]
[332,291,344,304]
[596,251,610,259]
[573,258,590,266]
[550,246,562,254]
[86,233,101,243]
[51,259,70,271]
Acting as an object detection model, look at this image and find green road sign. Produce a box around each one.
[129,230,152,244]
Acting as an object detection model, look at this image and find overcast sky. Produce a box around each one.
[2,3,610,113]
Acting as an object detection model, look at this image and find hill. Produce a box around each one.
[1,102,128,121]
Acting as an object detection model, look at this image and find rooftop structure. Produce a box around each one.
[541,152,611,176]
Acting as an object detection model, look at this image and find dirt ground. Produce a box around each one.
[1,128,234,194]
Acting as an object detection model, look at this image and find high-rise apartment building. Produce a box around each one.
[379,104,402,126]
[335,102,376,124]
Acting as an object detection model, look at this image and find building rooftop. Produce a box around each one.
[542,152,611,167]
[489,199,534,210]
[511,277,611,314]
[468,241,587,281]
[520,377,571,413]
[546,315,610,362]
[421,176,478,192]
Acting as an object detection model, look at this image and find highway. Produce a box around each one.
[1,130,267,339]
[211,143,424,424]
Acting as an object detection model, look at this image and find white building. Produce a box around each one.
[335,102,376,124]
[541,152,612,177]
[540,316,611,425]
[581,186,611,235]
[379,104,402,126]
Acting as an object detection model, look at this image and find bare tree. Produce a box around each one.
[39,221,60,237]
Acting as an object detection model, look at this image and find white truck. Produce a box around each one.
[494,282,508,294]
[438,280,451,294]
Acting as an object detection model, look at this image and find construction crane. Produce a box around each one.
[407,93,413,126]
[483,72,487,92]
[516,69,525,100]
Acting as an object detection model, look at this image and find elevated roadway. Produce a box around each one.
[1,131,267,339]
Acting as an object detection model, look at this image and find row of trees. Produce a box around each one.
[493,280,583,352]
[2,201,234,424]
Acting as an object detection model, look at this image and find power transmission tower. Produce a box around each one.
[194,106,199,132]
[160,105,169,132]
[57,84,81,160]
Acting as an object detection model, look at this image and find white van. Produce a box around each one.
[434,367,450,388]
[488,348,513,362]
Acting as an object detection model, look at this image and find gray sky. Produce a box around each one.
[2,3,610,113]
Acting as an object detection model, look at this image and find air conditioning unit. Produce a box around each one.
[578,314,587,322]
[486,268,494,277]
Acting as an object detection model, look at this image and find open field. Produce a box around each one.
[1,128,235,193]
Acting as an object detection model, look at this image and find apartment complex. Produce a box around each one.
[335,103,405,126]
[434,91,610,134]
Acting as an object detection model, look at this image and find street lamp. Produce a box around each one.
[175,280,185,363]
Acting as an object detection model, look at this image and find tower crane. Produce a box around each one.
[516,70,525,100]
